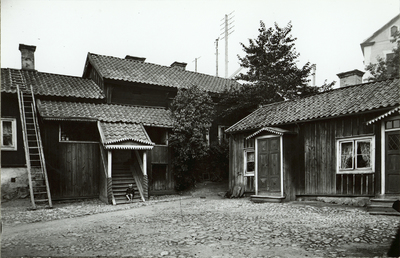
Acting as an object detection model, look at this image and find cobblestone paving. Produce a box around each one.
[2,197,399,257]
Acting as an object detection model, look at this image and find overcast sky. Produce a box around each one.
[1,0,399,87]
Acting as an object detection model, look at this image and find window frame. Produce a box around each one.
[218,125,228,144]
[244,148,255,176]
[1,118,17,151]
[390,25,398,37]
[336,136,375,174]
[59,122,99,143]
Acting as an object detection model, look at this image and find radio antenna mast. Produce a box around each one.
[220,11,235,78]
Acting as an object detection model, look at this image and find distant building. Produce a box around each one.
[360,14,400,79]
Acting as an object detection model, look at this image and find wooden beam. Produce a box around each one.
[134,150,144,174]
[107,150,112,178]
[143,151,147,176]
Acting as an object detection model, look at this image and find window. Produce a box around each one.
[218,125,228,144]
[1,118,17,151]
[244,138,255,176]
[60,122,98,142]
[391,25,398,37]
[386,119,400,129]
[244,150,255,175]
[337,137,374,174]
[145,126,168,145]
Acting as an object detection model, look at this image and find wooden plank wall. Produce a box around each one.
[148,146,174,192]
[43,121,101,200]
[57,143,100,198]
[228,134,255,193]
[303,113,380,196]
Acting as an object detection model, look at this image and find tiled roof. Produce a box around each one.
[99,122,154,145]
[37,100,173,128]
[86,53,240,93]
[1,68,104,99]
[226,78,400,133]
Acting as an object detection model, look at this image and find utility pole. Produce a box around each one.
[220,11,235,78]
[215,38,219,77]
[193,56,201,72]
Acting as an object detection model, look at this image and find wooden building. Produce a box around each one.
[1,44,239,205]
[226,77,399,204]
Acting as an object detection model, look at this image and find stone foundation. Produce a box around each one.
[1,167,29,200]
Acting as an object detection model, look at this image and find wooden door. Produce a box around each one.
[386,131,400,194]
[257,137,281,194]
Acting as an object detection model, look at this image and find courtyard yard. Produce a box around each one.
[1,182,399,258]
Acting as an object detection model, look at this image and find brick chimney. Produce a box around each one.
[125,55,146,62]
[19,44,36,71]
[336,69,365,87]
[170,61,187,70]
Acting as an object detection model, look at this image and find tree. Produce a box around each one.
[365,32,400,81]
[169,85,215,191]
[220,21,319,120]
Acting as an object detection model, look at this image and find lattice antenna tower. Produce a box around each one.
[219,11,235,78]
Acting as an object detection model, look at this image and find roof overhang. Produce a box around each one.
[103,144,154,150]
[367,106,400,125]
[246,127,296,140]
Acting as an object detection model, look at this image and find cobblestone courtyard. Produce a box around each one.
[2,192,399,257]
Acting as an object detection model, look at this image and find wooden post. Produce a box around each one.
[143,151,147,176]
[107,150,112,178]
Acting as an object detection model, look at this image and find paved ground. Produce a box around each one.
[1,182,399,258]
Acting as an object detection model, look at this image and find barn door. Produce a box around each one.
[257,137,281,195]
[385,131,400,194]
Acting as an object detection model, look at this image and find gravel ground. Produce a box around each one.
[1,195,190,225]
[2,183,400,257]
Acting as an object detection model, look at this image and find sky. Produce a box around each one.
[1,0,399,87]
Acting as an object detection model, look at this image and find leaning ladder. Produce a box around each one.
[17,84,52,209]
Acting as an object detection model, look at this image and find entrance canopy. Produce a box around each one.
[246,127,296,140]
[98,121,154,150]
[367,106,400,125]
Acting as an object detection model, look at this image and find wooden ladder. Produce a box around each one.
[17,84,52,209]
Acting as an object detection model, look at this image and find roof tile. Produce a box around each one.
[38,100,173,128]
[226,78,400,133]
[87,53,240,93]
[1,68,104,99]
[99,122,153,145]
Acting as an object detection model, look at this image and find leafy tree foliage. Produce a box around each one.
[169,85,215,191]
[365,32,400,81]
[220,21,325,120]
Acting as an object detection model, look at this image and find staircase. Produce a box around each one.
[17,85,52,209]
[368,196,400,216]
[112,164,140,205]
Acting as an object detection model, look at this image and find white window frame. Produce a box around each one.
[244,149,255,176]
[1,118,17,151]
[336,136,375,174]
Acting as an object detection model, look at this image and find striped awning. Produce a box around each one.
[246,127,296,140]
[367,106,400,125]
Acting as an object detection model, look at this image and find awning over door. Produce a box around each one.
[98,121,154,150]
[246,127,296,140]
[367,106,400,125]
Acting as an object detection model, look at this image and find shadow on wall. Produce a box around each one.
[1,168,30,200]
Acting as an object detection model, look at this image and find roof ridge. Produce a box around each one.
[259,77,399,109]
[88,52,238,82]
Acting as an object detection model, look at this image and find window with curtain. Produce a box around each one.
[337,137,374,173]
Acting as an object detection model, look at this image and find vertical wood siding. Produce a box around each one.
[148,145,174,192]
[43,121,100,200]
[229,112,383,198]
[303,113,379,196]
[229,134,254,193]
